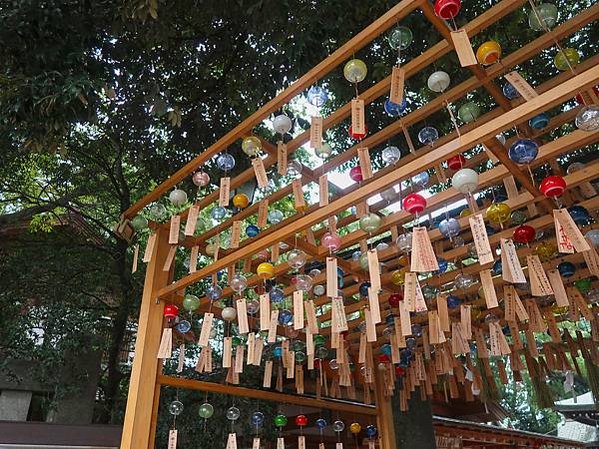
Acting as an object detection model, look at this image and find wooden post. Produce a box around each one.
[375,372,397,449]
[121,228,172,449]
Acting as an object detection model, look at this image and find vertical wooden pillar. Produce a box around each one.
[121,228,172,449]
[375,373,397,449]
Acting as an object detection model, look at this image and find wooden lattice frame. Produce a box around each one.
[118,0,599,447]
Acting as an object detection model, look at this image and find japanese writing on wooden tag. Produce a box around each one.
[547,269,569,307]
[306,300,319,334]
[226,433,237,449]
[231,221,241,249]
[189,245,199,273]
[583,243,599,277]
[469,214,494,265]
[527,255,553,296]
[411,227,439,272]
[257,200,268,228]
[293,290,304,330]
[331,297,348,332]
[223,337,232,368]
[358,147,373,180]
[168,430,178,449]
[237,298,249,334]
[451,29,477,66]
[319,175,329,207]
[219,177,231,207]
[185,205,200,235]
[504,71,538,101]
[259,293,270,330]
[390,66,405,104]
[310,116,323,149]
[169,214,180,244]
[263,360,273,387]
[198,313,214,347]
[326,257,338,297]
[252,157,269,189]
[277,141,288,176]
[351,98,366,135]
[480,269,499,309]
[554,209,591,253]
[500,238,526,283]
[292,179,306,210]
[460,305,472,339]
[267,310,279,343]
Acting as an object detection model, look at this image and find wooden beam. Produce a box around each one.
[121,228,172,449]
[122,0,424,219]
[156,63,599,299]
[157,374,377,415]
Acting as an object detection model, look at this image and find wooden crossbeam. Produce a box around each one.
[156,64,599,299]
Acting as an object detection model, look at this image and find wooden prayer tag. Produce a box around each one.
[223,337,232,368]
[319,175,329,207]
[504,71,538,101]
[554,209,591,253]
[305,300,319,334]
[157,327,173,359]
[253,438,261,449]
[469,214,494,265]
[219,177,231,207]
[226,433,237,449]
[292,179,306,210]
[460,305,472,340]
[367,249,381,291]
[479,269,499,309]
[143,233,156,262]
[162,246,177,272]
[411,227,439,272]
[259,293,270,330]
[257,200,268,227]
[169,214,181,244]
[368,287,381,324]
[403,272,417,311]
[231,221,241,249]
[267,310,279,343]
[365,309,377,342]
[185,205,200,235]
[198,312,214,347]
[252,157,269,189]
[132,244,139,273]
[526,255,553,296]
[358,147,373,180]
[236,298,249,334]
[293,290,304,330]
[168,430,178,449]
[326,257,338,297]
[351,98,366,135]
[310,116,323,149]
[331,297,348,332]
[189,245,199,273]
[583,243,599,278]
[263,360,273,388]
[450,29,477,67]
[390,66,405,104]
[277,141,288,176]
[500,238,526,283]
[437,295,449,332]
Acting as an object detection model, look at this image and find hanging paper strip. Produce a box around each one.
[410,227,440,272]
[259,293,270,331]
[469,214,494,265]
[263,360,273,387]
[223,337,232,368]
[257,200,268,228]
[267,310,279,343]
[331,296,348,332]
[176,343,185,373]
[310,116,323,149]
[277,141,287,176]
[554,209,591,253]
[236,298,249,334]
[169,215,180,245]
[437,295,450,332]
[132,244,139,273]
[403,272,417,311]
[365,308,377,342]
[451,322,470,355]
[189,246,199,273]
[226,433,237,449]
[162,246,177,272]
[399,300,412,336]
[367,287,381,324]
[305,299,319,334]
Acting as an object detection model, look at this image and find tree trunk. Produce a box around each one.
[392,388,437,449]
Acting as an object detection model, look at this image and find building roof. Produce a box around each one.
[558,419,599,444]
